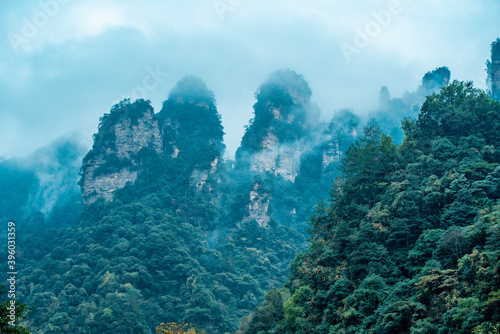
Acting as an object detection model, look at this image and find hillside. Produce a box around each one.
[242,81,500,333]
[0,45,498,333]
[9,74,320,333]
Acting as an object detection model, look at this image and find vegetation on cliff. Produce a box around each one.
[242,81,500,333]
[487,38,500,101]
[9,76,309,333]
[2,58,499,333]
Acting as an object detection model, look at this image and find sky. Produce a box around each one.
[0,0,499,158]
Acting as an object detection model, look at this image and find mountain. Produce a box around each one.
[237,69,318,182]
[234,69,358,230]
[0,131,89,230]
[3,39,500,333]
[80,99,163,205]
[242,81,500,333]
[11,75,312,333]
[370,67,451,144]
[487,38,500,101]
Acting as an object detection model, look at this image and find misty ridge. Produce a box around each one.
[0,59,485,252]
[0,32,499,333]
[0,131,89,229]
[2,0,500,332]
[0,64,452,230]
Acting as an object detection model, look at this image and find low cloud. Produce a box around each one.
[1,0,499,158]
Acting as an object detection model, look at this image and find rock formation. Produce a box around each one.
[247,182,271,228]
[80,99,162,204]
[80,76,224,204]
[379,86,390,111]
[237,69,317,182]
[158,76,224,191]
[487,38,500,100]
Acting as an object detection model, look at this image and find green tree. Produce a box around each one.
[0,284,33,333]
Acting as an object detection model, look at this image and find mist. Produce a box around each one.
[1,0,499,158]
[0,130,89,228]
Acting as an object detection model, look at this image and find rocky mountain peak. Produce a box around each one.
[256,69,312,107]
[80,77,225,204]
[158,76,224,175]
[167,75,217,107]
[80,99,162,204]
[236,70,319,182]
[487,38,500,100]
[421,66,451,92]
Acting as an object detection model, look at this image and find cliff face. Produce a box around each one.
[488,38,500,100]
[112,111,162,157]
[238,69,316,182]
[249,132,304,182]
[322,141,342,170]
[158,76,225,192]
[191,157,219,191]
[235,70,360,228]
[80,77,225,204]
[80,99,162,204]
[247,182,270,227]
[319,109,359,178]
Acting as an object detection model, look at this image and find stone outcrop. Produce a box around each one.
[80,99,162,204]
[249,132,303,182]
[82,168,138,204]
[112,112,162,158]
[81,76,224,205]
[191,157,219,191]
[238,69,315,182]
[247,182,270,228]
[160,76,224,194]
[488,38,500,100]
[322,141,342,171]
[234,70,361,228]
[319,109,359,175]
[379,86,390,111]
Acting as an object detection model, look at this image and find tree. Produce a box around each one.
[339,123,398,209]
[0,284,33,333]
[155,322,204,334]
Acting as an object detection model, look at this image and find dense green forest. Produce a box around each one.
[2,76,314,333]
[242,81,500,333]
[0,40,499,333]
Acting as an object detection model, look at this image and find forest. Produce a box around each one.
[242,81,500,333]
[0,39,499,334]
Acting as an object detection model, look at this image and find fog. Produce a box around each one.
[1,0,499,158]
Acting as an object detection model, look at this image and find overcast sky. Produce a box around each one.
[1,0,499,158]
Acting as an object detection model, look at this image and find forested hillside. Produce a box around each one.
[1,41,499,334]
[242,81,500,333]
[1,0,500,331]
[0,132,88,231]
[8,75,315,333]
